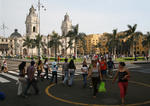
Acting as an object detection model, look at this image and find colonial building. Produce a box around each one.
[0,6,75,57]
[78,33,148,56]
[61,13,75,57]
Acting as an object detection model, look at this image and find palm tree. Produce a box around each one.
[34,34,45,56]
[105,29,120,58]
[48,31,62,59]
[126,24,143,58]
[66,24,86,58]
[23,36,32,56]
[95,42,102,54]
[23,36,36,56]
[142,32,150,56]
[78,38,87,56]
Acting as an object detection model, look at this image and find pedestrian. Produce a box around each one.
[57,56,60,64]
[24,61,39,97]
[37,60,43,80]
[146,54,149,62]
[88,59,95,89]
[68,59,76,87]
[81,60,88,88]
[99,57,107,80]
[62,58,69,85]
[112,62,130,105]
[107,57,115,78]
[2,59,8,73]
[50,59,58,84]
[43,58,50,79]
[17,61,26,96]
[1,59,8,73]
[87,59,102,98]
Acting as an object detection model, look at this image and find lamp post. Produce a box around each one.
[37,0,46,57]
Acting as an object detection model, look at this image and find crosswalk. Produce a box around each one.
[0,69,83,84]
[0,61,145,84]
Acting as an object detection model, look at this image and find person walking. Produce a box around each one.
[87,59,102,98]
[37,60,43,80]
[99,57,107,80]
[112,62,130,105]
[17,61,26,96]
[24,61,39,97]
[2,59,8,73]
[62,58,69,85]
[81,60,88,88]
[50,59,58,84]
[107,57,115,78]
[68,59,76,87]
[43,58,50,79]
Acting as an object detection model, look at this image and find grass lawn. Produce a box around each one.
[116,57,145,62]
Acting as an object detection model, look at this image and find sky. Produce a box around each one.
[0,0,150,37]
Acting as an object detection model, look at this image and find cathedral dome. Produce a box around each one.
[10,29,22,38]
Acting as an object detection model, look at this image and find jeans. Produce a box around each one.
[82,74,88,86]
[24,79,39,95]
[63,71,68,84]
[69,70,75,86]
[50,71,57,83]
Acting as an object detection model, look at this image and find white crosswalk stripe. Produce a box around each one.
[0,69,82,84]
[1,73,18,81]
[0,76,10,83]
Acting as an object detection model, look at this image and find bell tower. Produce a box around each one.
[25,5,39,38]
[61,13,72,36]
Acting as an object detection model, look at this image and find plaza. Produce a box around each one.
[0,0,150,106]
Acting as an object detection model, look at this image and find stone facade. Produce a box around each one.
[0,6,75,57]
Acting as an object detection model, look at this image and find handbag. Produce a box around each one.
[98,81,106,92]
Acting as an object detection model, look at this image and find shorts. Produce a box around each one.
[101,70,107,75]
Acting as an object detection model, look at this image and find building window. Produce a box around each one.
[2,39,3,42]
[33,26,36,32]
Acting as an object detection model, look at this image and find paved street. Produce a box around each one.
[0,60,150,106]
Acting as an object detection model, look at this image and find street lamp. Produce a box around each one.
[37,0,46,57]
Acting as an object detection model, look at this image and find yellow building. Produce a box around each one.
[78,33,148,56]
[78,34,108,55]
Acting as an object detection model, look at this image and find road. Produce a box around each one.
[0,60,150,106]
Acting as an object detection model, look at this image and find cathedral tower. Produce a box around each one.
[61,13,74,56]
[25,5,39,38]
[61,13,72,36]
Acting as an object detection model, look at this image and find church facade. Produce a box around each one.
[0,6,75,57]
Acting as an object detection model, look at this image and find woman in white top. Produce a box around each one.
[88,59,102,98]
[3,60,8,73]
[81,60,88,88]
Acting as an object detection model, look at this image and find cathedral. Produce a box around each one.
[0,6,75,57]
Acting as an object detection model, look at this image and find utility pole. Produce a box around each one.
[37,0,46,57]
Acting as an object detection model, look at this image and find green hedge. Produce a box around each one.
[116,57,145,62]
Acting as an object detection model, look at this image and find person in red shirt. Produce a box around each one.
[99,57,107,80]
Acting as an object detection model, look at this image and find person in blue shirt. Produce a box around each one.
[50,59,58,84]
